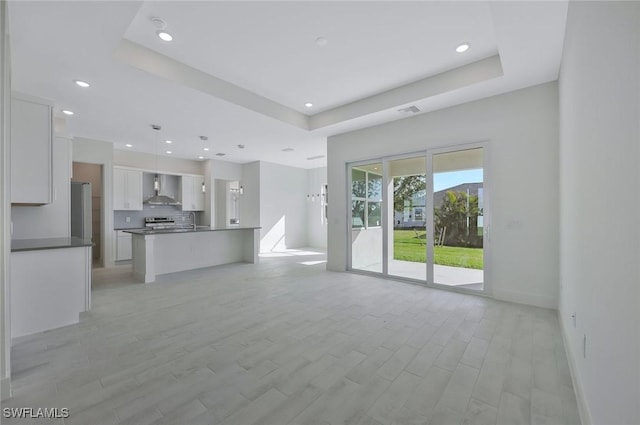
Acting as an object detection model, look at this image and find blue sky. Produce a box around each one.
[434,169,483,192]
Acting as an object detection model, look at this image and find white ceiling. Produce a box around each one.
[8,1,568,169]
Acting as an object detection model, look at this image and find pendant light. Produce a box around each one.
[144,124,180,205]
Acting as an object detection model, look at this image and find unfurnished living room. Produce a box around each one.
[0,1,638,425]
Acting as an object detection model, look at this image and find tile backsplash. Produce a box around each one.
[114,206,204,229]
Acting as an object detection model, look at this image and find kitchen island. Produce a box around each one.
[125,227,260,283]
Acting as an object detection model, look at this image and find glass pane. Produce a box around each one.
[368,173,382,201]
[352,169,366,198]
[432,148,483,290]
[352,200,365,228]
[388,156,427,281]
[367,201,381,227]
[350,162,383,273]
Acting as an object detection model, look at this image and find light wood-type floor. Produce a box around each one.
[5,250,581,425]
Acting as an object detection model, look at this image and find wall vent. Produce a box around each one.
[398,105,420,114]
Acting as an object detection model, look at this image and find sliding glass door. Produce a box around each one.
[388,156,427,281]
[429,147,484,290]
[348,143,487,293]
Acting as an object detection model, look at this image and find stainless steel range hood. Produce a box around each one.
[144,174,181,206]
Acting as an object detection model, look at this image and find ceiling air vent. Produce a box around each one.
[398,105,420,114]
[306,155,325,161]
[215,153,226,157]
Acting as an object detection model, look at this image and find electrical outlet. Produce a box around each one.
[571,313,576,328]
[125,217,131,223]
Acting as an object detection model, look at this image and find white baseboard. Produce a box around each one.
[1,376,10,401]
[558,310,592,425]
[492,288,557,310]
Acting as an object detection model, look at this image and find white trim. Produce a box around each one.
[381,159,389,275]
[426,151,434,283]
[559,311,593,425]
[492,288,556,310]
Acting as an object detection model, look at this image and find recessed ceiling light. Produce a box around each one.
[456,43,470,53]
[157,30,173,42]
[165,140,173,144]
[74,80,90,88]
[125,144,133,148]
[165,150,172,154]
[305,102,313,108]
[62,109,74,115]
[198,155,204,160]
[203,147,209,151]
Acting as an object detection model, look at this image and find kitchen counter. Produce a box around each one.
[11,237,93,252]
[11,237,92,338]
[130,226,260,283]
[124,226,259,235]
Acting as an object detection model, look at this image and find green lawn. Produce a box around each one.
[393,230,483,269]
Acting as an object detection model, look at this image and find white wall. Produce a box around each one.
[72,137,115,266]
[258,161,308,252]
[327,82,559,309]
[11,136,71,239]
[114,149,204,175]
[558,2,640,424]
[306,167,327,249]
[0,0,11,400]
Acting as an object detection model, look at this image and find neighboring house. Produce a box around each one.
[394,182,483,228]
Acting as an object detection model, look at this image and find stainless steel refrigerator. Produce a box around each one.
[71,182,92,240]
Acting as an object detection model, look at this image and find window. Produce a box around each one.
[352,166,382,229]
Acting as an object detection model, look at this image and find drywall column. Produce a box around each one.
[558,2,640,424]
[0,0,11,400]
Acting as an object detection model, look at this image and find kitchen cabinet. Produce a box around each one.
[11,94,53,205]
[113,168,143,210]
[11,240,92,338]
[180,175,205,211]
[115,230,132,261]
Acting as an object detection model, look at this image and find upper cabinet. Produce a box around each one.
[113,168,143,210]
[11,95,53,205]
[180,175,205,211]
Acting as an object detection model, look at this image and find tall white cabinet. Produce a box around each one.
[11,94,53,205]
[113,168,143,210]
[180,175,205,211]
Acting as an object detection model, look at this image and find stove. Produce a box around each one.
[144,217,176,229]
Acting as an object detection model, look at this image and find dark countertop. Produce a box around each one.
[12,237,93,252]
[124,226,260,235]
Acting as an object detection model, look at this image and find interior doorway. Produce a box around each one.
[72,162,103,268]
